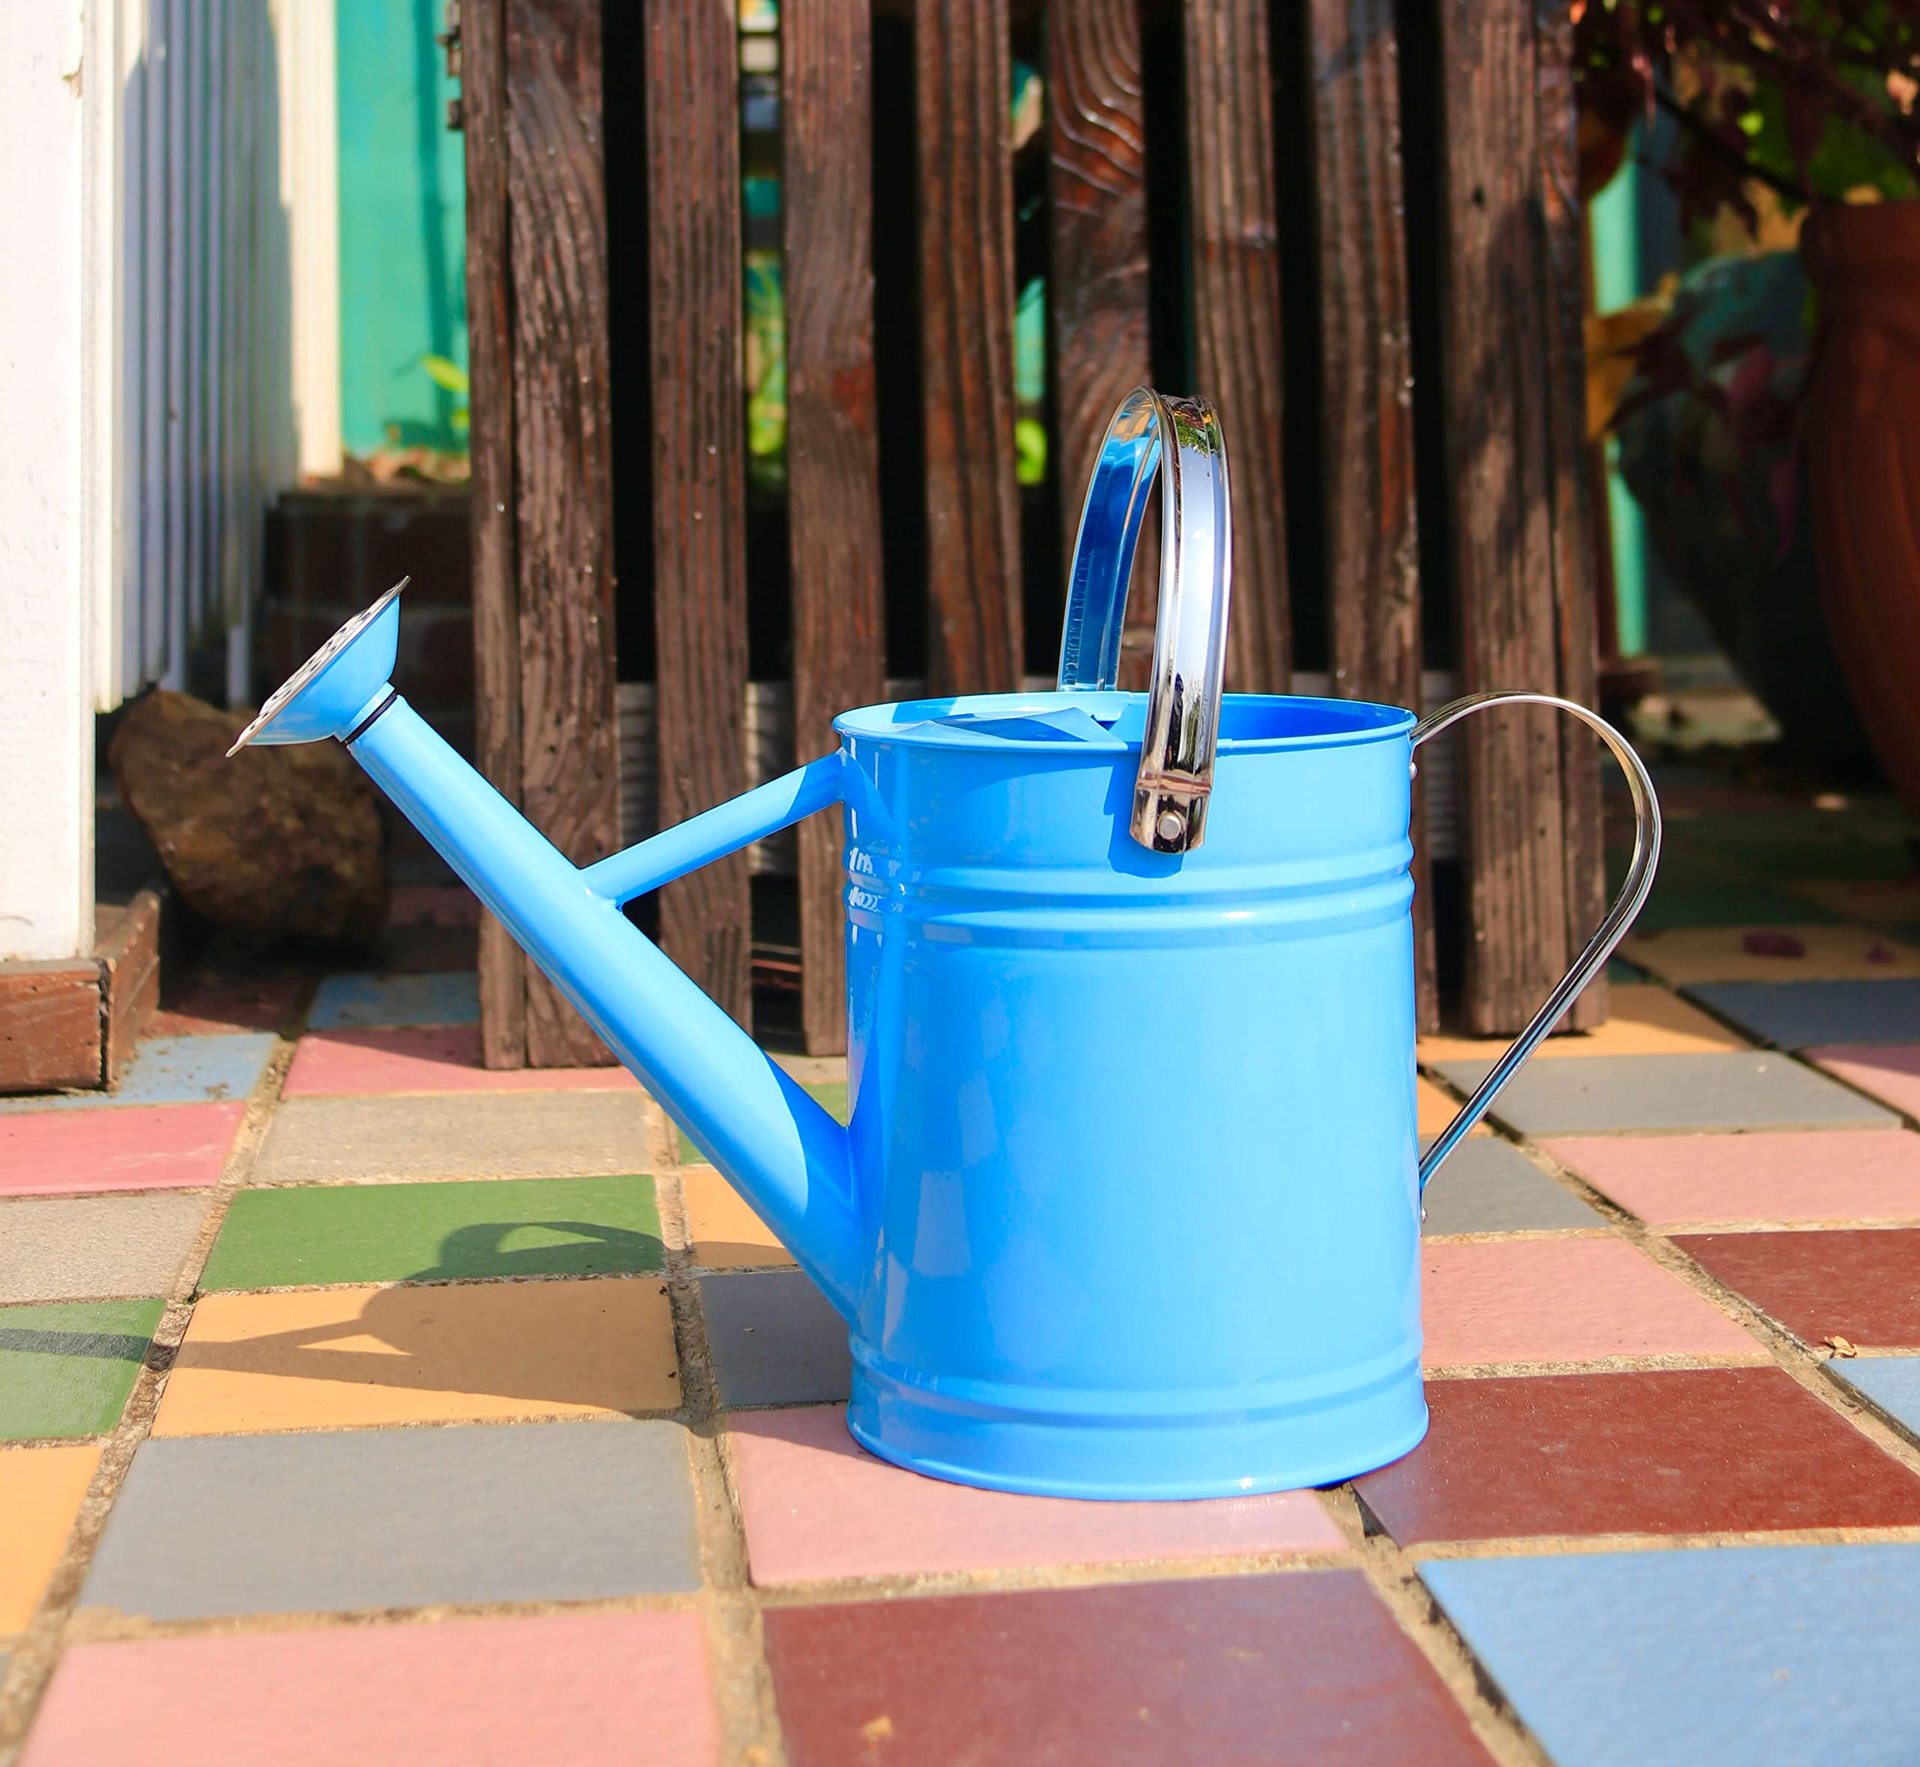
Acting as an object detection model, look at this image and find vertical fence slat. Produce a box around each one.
[1435,0,1598,1033]
[1182,0,1288,690]
[786,1,885,1055]
[464,0,528,1066]
[1535,0,1607,1030]
[648,0,752,1027]
[915,0,1021,694]
[1048,0,1150,575]
[503,0,620,1066]
[1306,0,1434,1027]
[163,0,187,683]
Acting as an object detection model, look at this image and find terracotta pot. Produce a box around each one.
[1801,203,1920,815]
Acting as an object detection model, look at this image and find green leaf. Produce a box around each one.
[421,353,470,396]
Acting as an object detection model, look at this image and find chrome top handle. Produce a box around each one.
[1058,387,1233,853]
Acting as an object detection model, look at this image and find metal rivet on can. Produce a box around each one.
[1156,810,1185,844]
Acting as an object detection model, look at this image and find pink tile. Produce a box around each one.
[22,1611,718,1767]
[0,1104,244,1196]
[1421,1237,1765,1369]
[727,1404,1346,1585]
[1811,1044,1920,1119]
[1542,1130,1920,1229]
[282,1026,641,1097]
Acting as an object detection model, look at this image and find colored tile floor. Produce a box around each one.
[5,771,1920,1765]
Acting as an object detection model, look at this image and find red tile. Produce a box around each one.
[1542,1130,1920,1229]
[1674,1228,1920,1349]
[282,1026,642,1097]
[764,1571,1490,1766]
[22,1611,718,1767]
[1421,1237,1763,1369]
[149,972,308,1038]
[0,1103,245,1196]
[1811,1045,1920,1119]
[729,1405,1344,1584]
[1357,1368,1920,1545]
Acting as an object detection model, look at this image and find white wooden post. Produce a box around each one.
[0,4,97,963]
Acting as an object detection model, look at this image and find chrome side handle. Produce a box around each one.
[1414,691,1663,1190]
[1057,387,1233,853]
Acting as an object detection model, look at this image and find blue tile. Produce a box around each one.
[1423,1544,1920,1767]
[1686,980,1920,1051]
[1835,1356,1920,1437]
[700,1270,849,1407]
[0,1034,277,1114]
[307,971,479,1030]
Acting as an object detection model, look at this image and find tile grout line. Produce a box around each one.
[653,1098,790,1767]
[0,1029,300,1762]
[1319,1487,1551,1765]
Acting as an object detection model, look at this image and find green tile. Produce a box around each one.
[0,1298,163,1440]
[198,1176,664,1291]
[1631,880,1840,932]
[679,1081,848,1166]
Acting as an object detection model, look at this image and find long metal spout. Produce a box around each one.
[233,588,863,1317]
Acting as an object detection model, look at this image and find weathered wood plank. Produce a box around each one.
[1305,0,1434,1027]
[1434,0,1599,1033]
[1536,0,1607,1030]
[506,0,620,1065]
[916,0,1022,694]
[1048,0,1150,575]
[647,0,751,1027]
[1182,0,1289,690]
[787,0,886,1055]
[463,0,527,1068]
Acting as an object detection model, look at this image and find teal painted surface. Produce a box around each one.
[337,0,467,455]
[1591,149,1648,655]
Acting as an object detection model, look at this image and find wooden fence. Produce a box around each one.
[457,0,1607,1066]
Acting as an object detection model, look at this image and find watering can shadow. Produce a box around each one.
[234,388,1660,1499]
[167,1224,671,1417]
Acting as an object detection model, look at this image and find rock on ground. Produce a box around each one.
[110,690,388,946]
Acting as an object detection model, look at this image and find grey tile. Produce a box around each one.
[700,1270,849,1408]
[254,1093,652,1183]
[1432,1053,1897,1137]
[1686,980,1920,1051]
[81,1420,699,1620]
[1419,1140,1603,1236]
[0,1193,210,1303]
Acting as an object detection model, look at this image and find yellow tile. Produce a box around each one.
[152,1279,679,1437]
[1622,925,1920,985]
[1787,877,1920,928]
[1417,1077,1488,1139]
[1418,984,1747,1064]
[681,1170,793,1270]
[0,1443,100,1632]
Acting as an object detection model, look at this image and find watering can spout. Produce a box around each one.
[231,581,865,1318]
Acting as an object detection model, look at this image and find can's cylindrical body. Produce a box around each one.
[835,691,1425,1498]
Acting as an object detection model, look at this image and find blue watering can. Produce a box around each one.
[234,388,1660,1499]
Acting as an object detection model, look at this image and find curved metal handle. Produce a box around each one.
[1058,387,1233,852]
[1415,691,1663,1190]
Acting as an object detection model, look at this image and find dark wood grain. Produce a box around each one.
[505,0,620,1065]
[916,0,1022,694]
[1048,0,1150,576]
[1434,0,1599,1033]
[1305,0,1435,1027]
[1182,0,1289,690]
[1536,0,1607,1030]
[647,0,751,1027]
[787,0,886,1054]
[463,0,527,1068]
